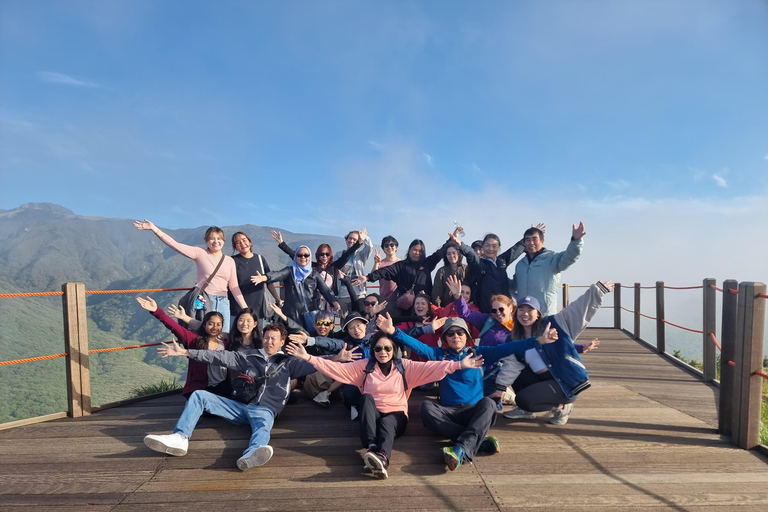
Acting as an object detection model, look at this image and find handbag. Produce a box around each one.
[396,288,416,310]
[178,254,226,328]
[298,281,320,334]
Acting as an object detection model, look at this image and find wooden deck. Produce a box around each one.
[1,328,767,511]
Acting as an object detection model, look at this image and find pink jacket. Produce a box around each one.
[306,356,461,417]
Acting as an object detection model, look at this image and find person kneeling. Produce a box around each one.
[142,323,317,471]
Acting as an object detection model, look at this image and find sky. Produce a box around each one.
[1,0,768,340]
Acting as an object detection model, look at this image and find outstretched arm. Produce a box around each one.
[134,219,200,259]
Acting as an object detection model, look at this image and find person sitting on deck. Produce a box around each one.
[284,329,484,479]
[142,322,318,471]
[374,313,558,471]
[509,222,586,317]
[499,282,610,425]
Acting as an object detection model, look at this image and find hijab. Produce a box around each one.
[292,245,313,284]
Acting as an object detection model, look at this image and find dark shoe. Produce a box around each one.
[363,450,389,479]
[477,435,500,455]
[443,445,467,471]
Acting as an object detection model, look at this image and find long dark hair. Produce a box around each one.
[194,311,225,349]
[228,308,263,351]
[509,309,545,341]
[442,242,464,266]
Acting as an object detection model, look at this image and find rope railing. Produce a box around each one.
[709,332,722,351]
[0,353,69,366]
[662,319,703,334]
[661,285,703,290]
[0,291,64,297]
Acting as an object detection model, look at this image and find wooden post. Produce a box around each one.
[614,282,622,330]
[702,278,717,382]
[562,283,570,310]
[731,281,766,449]
[719,279,738,437]
[656,281,665,354]
[62,282,91,418]
[634,283,641,340]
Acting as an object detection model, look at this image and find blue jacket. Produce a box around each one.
[532,316,590,399]
[391,329,539,406]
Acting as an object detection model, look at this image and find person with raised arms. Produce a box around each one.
[284,329,484,479]
[374,312,558,471]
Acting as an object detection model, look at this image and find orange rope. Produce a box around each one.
[758,293,768,300]
[0,291,64,297]
[709,332,722,351]
[0,353,68,366]
[89,342,165,353]
[755,370,768,380]
[710,284,724,292]
[730,289,739,294]
[727,360,736,367]
[662,285,704,290]
[638,311,657,320]
[662,319,703,334]
[85,287,192,295]
[620,306,635,313]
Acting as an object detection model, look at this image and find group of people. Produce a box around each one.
[134,218,610,478]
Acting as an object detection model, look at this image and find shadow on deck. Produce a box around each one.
[2,328,768,511]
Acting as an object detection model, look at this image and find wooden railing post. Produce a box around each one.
[731,281,766,449]
[702,278,717,382]
[62,282,91,418]
[634,283,641,340]
[719,279,738,437]
[656,281,665,354]
[614,282,622,330]
[562,283,570,310]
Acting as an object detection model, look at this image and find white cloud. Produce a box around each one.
[423,153,433,167]
[606,179,631,190]
[367,140,384,150]
[712,174,728,188]
[39,72,101,88]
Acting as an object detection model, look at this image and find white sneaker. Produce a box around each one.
[236,445,274,471]
[144,433,188,456]
[350,406,359,421]
[549,403,574,425]
[501,387,517,406]
[313,390,331,407]
[503,407,536,420]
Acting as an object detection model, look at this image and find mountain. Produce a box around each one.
[0,202,347,422]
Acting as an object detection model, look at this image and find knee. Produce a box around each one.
[360,393,376,408]
[478,397,496,412]
[419,401,439,426]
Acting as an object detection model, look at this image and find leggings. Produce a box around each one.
[514,373,575,413]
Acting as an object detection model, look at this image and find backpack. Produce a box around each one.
[362,357,408,392]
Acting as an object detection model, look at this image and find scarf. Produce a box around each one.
[292,245,313,284]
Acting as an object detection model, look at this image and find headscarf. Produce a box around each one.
[292,245,313,284]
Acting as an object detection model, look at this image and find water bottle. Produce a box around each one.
[453,221,465,238]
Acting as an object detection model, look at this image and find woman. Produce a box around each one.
[136,296,230,398]
[169,305,263,354]
[251,245,341,327]
[376,236,401,303]
[499,281,611,425]
[431,243,466,308]
[285,330,483,479]
[231,232,281,326]
[134,219,247,330]
[445,276,516,348]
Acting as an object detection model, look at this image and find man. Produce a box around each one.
[376,313,557,471]
[142,323,316,470]
[510,222,586,317]
[337,228,373,314]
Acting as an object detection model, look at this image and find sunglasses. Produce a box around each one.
[318,252,331,257]
[296,253,311,258]
[363,301,378,307]
[491,307,506,314]
[444,330,466,337]
[374,345,393,353]
[382,243,397,248]
[315,320,333,326]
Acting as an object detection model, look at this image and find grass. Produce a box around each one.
[672,350,768,445]
[130,378,182,398]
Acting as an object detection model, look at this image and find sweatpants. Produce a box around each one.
[420,397,497,460]
[358,393,408,460]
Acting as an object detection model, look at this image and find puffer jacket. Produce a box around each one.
[265,267,337,324]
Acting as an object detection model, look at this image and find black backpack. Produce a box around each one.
[231,357,289,404]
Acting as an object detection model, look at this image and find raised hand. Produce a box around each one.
[269,302,287,320]
[337,345,362,362]
[372,300,388,315]
[373,249,381,265]
[167,304,191,323]
[284,341,310,361]
[157,340,188,358]
[448,232,461,246]
[446,275,462,297]
[251,271,267,285]
[537,322,559,345]
[601,280,614,293]
[136,296,158,312]
[533,223,546,233]
[431,316,448,331]
[331,301,342,313]
[270,230,283,244]
[133,219,157,232]
[583,338,600,352]
[572,221,587,240]
[376,312,396,334]
[288,331,308,345]
[359,227,368,241]
[351,275,367,287]
[460,353,485,369]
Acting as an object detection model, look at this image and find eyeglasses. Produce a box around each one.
[318,252,331,257]
[382,243,397,248]
[296,253,311,258]
[315,320,333,326]
[374,345,393,353]
[444,330,466,337]
[491,307,506,315]
[363,301,378,307]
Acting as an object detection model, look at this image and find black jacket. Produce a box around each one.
[266,267,337,324]
[365,241,450,297]
[460,239,525,313]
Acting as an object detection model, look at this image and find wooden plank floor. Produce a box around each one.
[1,328,767,511]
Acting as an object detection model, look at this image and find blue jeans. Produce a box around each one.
[209,294,230,333]
[173,390,275,456]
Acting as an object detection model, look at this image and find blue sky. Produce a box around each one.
[2,1,768,296]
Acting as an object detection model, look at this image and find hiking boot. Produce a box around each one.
[549,403,574,425]
[143,433,188,456]
[443,445,467,471]
[503,407,536,420]
[236,445,273,471]
[313,390,331,407]
[363,450,389,479]
[350,405,359,421]
[477,435,500,455]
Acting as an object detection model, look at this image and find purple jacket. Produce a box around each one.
[454,298,511,347]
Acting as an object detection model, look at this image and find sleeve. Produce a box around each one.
[494,356,526,390]
[551,237,584,272]
[477,337,539,366]
[367,260,402,283]
[551,282,606,339]
[150,307,198,347]
[458,242,480,269]
[281,315,307,335]
[392,328,441,361]
[431,267,446,305]
[188,348,249,372]
[403,358,462,389]
[306,336,346,353]
[333,239,362,269]
[423,239,449,272]
[356,236,373,266]
[499,238,525,266]
[278,242,295,259]
[454,297,491,329]
[289,358,319,379]
[340,275,361,312]
[227,259,248,308]
[156,231,203,260]
[306,356,367,386]
[314,274,337,305]
[266,266,292,285]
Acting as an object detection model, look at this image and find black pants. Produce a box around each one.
[420,397,497,460]
[343,384,362,410]
[358,394,408,460]
[514,372,574,412]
